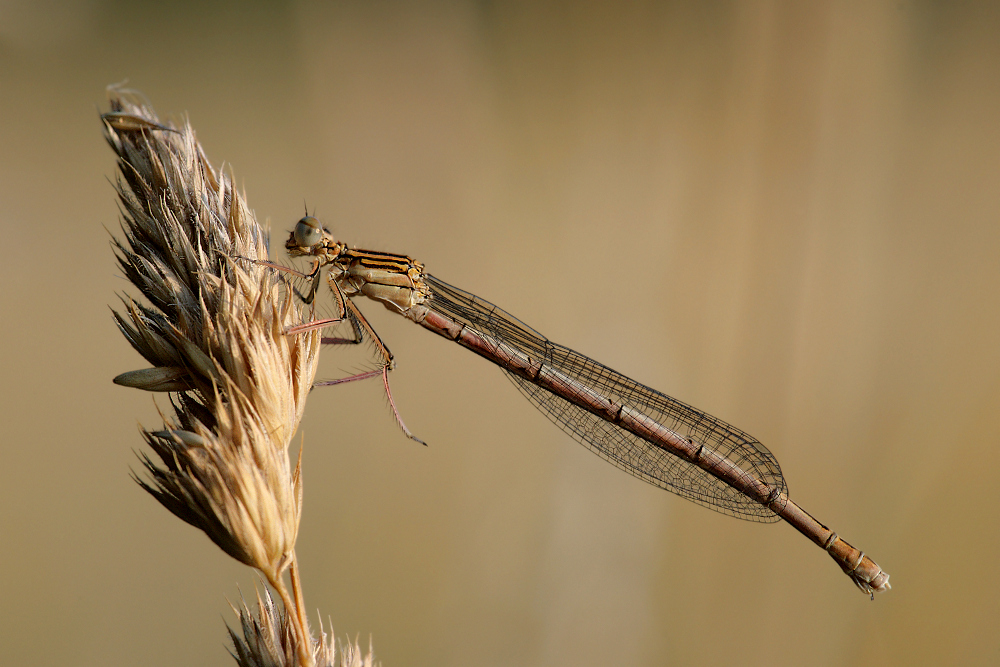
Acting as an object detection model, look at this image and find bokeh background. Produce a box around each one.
[2,1,998,665]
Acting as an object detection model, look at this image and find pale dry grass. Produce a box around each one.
[104,86,375,667]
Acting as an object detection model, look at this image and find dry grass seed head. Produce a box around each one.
[229,587,379,667]
[105,88,320,580]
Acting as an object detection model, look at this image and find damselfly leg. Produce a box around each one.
[246,254,425,445]
[314,283,427,445]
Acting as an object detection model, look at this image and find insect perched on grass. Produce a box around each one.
[260,214,890,597]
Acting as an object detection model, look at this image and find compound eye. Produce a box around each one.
[293,216,323,248]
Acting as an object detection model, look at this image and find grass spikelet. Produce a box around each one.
[104,86,367,666]
[229,587,377,667]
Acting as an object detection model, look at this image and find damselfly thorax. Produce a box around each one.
[285,216,431,321]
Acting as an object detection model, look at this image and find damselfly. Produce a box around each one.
[263,215,890,597]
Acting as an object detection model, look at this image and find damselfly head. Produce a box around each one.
[286,216,331,256]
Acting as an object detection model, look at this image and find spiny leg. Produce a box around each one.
[236,256,325,324]
[271,258,323,306]
[262,260,424,446]
[315,362,427,446]
[324,295,424,445]
[284,268,352,336]
[381,365,426,446]
[318,273,363,345]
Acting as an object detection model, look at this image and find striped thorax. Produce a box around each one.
[286,216,430,318]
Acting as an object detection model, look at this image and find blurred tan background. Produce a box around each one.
[2,1,998,665]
